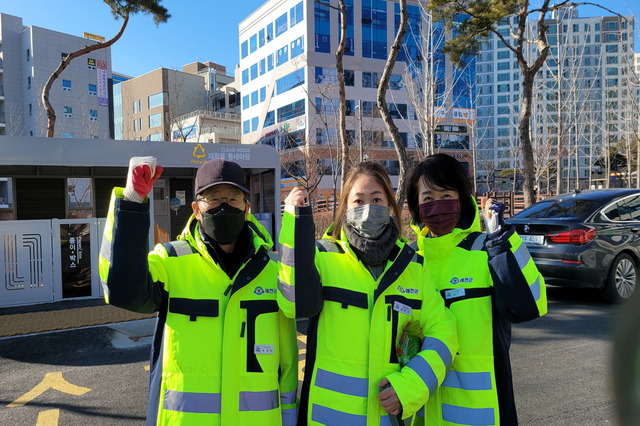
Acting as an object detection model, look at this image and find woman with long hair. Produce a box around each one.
[278,161,458,425]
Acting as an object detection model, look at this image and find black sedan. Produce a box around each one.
[506,189,640,302]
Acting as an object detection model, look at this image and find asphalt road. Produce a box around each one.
[0,286,622,425]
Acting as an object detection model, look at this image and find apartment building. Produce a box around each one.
[239,0,475,186]
[475,8,636,191]
[117,61,240,142]
[0,13,112,139]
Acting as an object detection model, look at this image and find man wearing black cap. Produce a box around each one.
[99,156,298,426]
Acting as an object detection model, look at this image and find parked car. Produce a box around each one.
[506,189,640,302]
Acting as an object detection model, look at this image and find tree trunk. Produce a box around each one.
[377,0,410,208]
[519,70,536,207]
[42,13,130,137]
[336,0,349,188]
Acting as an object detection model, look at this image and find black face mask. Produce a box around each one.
[199,203,246,244]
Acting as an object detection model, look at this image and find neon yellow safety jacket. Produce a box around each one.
[413,197,547,425]
[99,188,298,426]
[278,205,458,425]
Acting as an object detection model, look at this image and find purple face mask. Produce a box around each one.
[418,199,461,237]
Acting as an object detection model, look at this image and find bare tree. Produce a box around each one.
[42,0,169,137]
[428,0,622,207]
[377,0,411,207]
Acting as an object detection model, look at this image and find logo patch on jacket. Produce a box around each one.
[450,277,473,285]
[397,285,419,294]
[254,286,277,295]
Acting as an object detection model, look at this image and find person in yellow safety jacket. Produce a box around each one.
[278,161,459,425]
[99,157,298,426]
[405,154,548,426]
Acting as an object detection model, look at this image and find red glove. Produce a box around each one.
[123,156,163,203]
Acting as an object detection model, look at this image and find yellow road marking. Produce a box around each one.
[8,372,91,407]
[36,409,59,425]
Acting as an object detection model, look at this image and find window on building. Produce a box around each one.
[276,45,289,66]
[605,21,619,31]
[133,119,138,132]
[277,99,305,122]
[276,69,305,95]
[28,104,32,116]
[242,95,250,110]
[148,92,164,109]
[63,106,72,118]
[266,23,274,42]
[314,1,331,53]
[259,58,266,75]
[362,72,381,88]
[605,33,619,42]
[133,101,138,114]
[241,41,249,59]
[275,13,288,37]
[62,79,72,92]
[27,76,31,90]
[26,48,30,61]
[87,58,96,69]
[243,120,250,134]
[260,86,266,102]
[251,90,259,106]
[251,116,259,132]
[344,69,354,86]
[63,132,73,138]
[606,44,619,53]
[258,29,265,48]
[290,2,304,27]
[149,112,162,128]
[291,36,304,59]
[389,74,403,90]
[250,63,258,80]
[264,111,275,127]
[88,84,97,96]
[242,69,249,84]
[267,54,274,71]
[89,109,98,121]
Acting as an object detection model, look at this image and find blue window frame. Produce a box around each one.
[276,69,305,95]
[267,54,274,71]
[259,58,266,75]
[258,29,265,48]
[276,46,289,66]
[291,36,304,59]
[88,84,97,95]
[242,95,250,110]
[62,79,72,91]
[242,69,249,84]
[250,63,258,80]
[266,23,274,42]
[243,120,250,134]
[251,90,259,106]
[250,34,257,53]
[314,1,331,53]
[260,86,266,102]
[276,13,288,37]
[264,111,275,127]
[241,40,249,58]
[251,116,259,132]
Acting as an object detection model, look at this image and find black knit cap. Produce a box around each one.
[195,158,249,196]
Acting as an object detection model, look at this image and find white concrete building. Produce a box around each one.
[239,0,476,185]
[0,13,112,139]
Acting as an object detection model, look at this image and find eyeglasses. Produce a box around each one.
[196,194,246,209]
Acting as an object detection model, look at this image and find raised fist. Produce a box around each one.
[123,156,163,203]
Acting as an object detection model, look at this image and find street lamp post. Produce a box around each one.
[356,99,363,162]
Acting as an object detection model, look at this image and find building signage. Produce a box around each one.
[190,143,252,165]
[452,108,476,122]
[83,32,106,42]
[60,223,91,298]
[97,60,108,106]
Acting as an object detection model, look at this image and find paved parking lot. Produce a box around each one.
[0,287,620,425]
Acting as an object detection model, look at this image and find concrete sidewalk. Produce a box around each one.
[0,299,156,338]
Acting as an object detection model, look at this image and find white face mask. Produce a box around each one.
[346,203,390,239]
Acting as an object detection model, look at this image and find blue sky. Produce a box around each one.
[0,0,637,78]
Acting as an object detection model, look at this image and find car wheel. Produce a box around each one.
[604,253,637,303]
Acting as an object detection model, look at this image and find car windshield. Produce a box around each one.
[514,199,598,219]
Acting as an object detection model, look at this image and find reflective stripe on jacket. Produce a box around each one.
[279,205,458,425]
[415,196,547,425]
[99,188,298,425]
